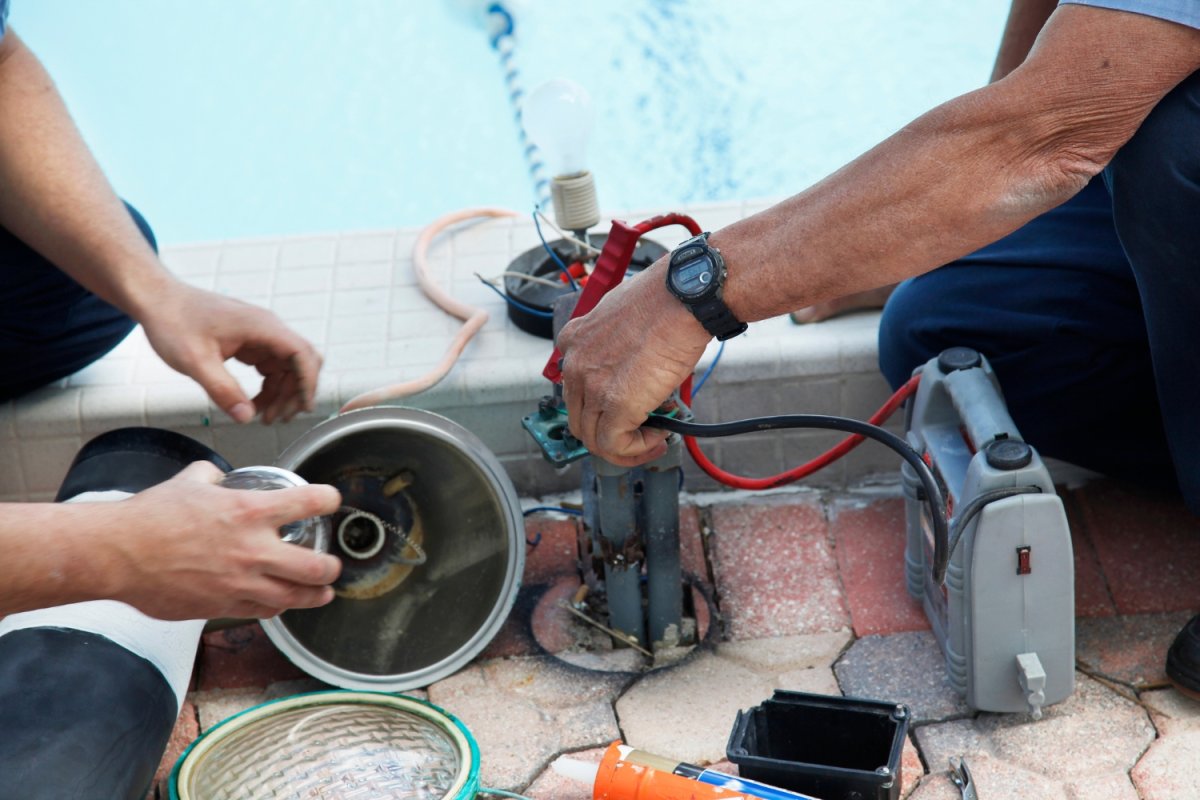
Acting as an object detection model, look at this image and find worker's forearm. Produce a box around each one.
[0,503,117,615]
[715,6,1200,325]
[0,31,172,319]
[713,80,1086,323]
[991,0,1058,82]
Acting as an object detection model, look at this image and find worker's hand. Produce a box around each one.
[98,461,343,620]
[557,261,712,466]
[138,280,322,424]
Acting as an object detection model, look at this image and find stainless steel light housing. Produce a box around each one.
[261,408,525,691]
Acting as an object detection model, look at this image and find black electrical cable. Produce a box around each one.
[947,485,1043,561]
[645,413,952,584]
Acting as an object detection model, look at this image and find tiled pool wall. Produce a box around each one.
[0,200,903,501]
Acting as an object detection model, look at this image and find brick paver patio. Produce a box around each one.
[143,477,1200,799]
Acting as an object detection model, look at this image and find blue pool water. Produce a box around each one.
[12,1,1008,244]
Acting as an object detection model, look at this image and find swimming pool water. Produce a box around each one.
[12,1,1009,244]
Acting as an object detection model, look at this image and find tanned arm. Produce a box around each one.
[558,5,1200,465]
[0,30,319,423]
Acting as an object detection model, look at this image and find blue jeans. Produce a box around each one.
[880,70,1200,509]
[0,203,150,400]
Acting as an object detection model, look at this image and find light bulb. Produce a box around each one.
[524,78,595,177]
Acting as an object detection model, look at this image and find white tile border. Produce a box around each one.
[2,208,886,499]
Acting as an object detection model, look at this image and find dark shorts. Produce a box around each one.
[0,203,151,400]
[879,71,1200,509]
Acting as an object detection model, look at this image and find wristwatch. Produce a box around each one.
[665,232,748,341]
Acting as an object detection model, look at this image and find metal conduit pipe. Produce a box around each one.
[643,435,684,647]
[594,459,646,648]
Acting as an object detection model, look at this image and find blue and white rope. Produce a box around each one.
[487,3,552,208]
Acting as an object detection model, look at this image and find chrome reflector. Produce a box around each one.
[263,408,525,692]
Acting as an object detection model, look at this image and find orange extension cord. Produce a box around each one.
[339,207,520,413]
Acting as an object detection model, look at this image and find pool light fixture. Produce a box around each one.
[171,691,481,799]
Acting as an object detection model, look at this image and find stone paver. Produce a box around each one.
[978,674,1155,782]
[835,631,971,723]
[717,632,850,696]
[907,772,964,800]
[1138,690,1199,798]
[900,736,924,800]
[1065,773,1141,800]
[681,504,709,579]
[916,674,1154,797]
[1061,491,1117,618]
[528,575,581,655]
[428,656,630,791]
[616,651,775,766]
[1076,611,1193,689]
[831,498,929,636]
[913,718,987,776]
[716,631,852,673]
[1132,729,1200,799]
[709,499,852,638]
[958,754,1068,799]
[1071,482,1200,615]
[912,755,1071,799]
[777,666,841,695]
[195,622,307,690]
[1142,687,1200,735]
[521,515,580,585]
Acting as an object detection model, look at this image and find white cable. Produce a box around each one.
[536,209,601,254]
[491,270,565,289]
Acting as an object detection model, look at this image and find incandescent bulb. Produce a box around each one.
[524,78,595,177]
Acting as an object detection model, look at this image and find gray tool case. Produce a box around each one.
[903,348,1074,718]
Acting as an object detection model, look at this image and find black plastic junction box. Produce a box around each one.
[726,690,910,800]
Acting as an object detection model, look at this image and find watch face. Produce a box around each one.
[670,253,717,300]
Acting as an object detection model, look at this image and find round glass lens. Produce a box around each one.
[181,699,466,799]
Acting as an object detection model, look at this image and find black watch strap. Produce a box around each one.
[691,297,749,341]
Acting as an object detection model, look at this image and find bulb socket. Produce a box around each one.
[550,171,600,232]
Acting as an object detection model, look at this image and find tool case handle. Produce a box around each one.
[943,366,1022,450]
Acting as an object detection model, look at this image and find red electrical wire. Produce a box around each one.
[678,374,922,490]
[634,212,704,237]
[625,210,921,490]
